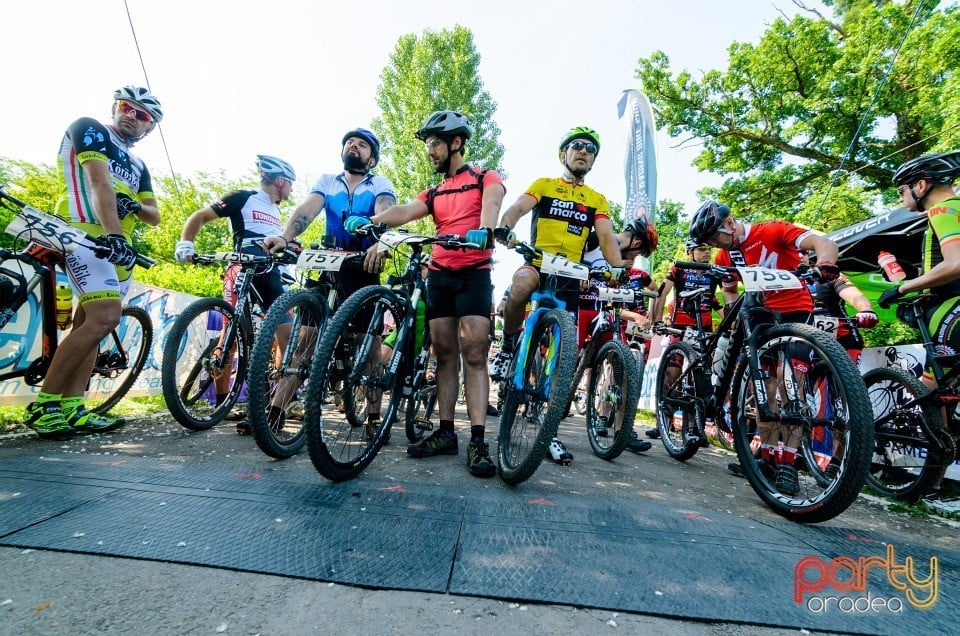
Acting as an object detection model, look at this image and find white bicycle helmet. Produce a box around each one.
[113,86,163,122]
[256,155,297,182]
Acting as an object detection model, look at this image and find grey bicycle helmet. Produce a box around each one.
[689,200,731,244]
[342,128,381,162]
[893,151,960,186]
[113,85,163,122]
[256,155,296,181]
[685,237,706,251]
[415,110,473,141]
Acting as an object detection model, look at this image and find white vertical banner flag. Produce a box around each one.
[617,89,658,271]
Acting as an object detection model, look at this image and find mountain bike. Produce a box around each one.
[652,285,737,455]
[564,283,657,460]
[304,227,476,482]
[161,246,298,431]
[862,293,958,502]
[496,240,583,485]
[245,246,363,459]
[0,188,154,414]
[654,260,873,523]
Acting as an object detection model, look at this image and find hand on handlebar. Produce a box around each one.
[174,240,195,263]
[855,311,879,329]
[465,228,493,250]
[608,267,629,284]
[877,286,902,309]
[812,260,841,282]
[493,226,516,246]
[344,216,372,235]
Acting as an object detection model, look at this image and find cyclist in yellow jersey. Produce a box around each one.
[491,126,636,464]
[25,86,162,440]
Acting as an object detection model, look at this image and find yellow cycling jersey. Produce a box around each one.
[525,177,610,259]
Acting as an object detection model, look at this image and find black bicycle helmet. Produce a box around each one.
[689,201,731,245]
[342,128,381,162]
[893,151,960,186]
[685,237,706,251]
[415,110,473,141]
[623,213,658,257]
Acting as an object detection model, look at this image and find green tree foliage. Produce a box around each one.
[0,158,59,249]
[372,25,505,234]
[634,0,960,228]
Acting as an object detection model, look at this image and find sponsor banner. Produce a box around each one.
[0,282,202,405]
[618,88,657,272]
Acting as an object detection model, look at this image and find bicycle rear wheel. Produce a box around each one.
[497,308,576,485]
[862,366,952,502]
[161,297,249,430]
[730,324,872,523]
[305,286,403,481]
[586,340,639,460]
[655,341,709,461]
[87,305,154,414]
[247,289,326,459]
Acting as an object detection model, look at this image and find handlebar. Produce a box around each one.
[2,186,154,269]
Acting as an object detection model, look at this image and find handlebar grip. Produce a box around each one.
[674,260,713,270]
[136,253,156,269]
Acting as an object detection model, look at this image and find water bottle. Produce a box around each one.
[711,333,731,386]
[877,251,906,283]
[55,285,73,330]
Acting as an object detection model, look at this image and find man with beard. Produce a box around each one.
[343,110,505,478]
[264,128,396,432]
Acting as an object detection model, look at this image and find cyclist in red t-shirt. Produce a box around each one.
[688,201,842,496]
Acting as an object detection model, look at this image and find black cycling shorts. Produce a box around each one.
[426,268,492,320]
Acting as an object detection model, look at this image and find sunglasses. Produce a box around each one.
[116,100,153,123]
[897,184,913,195]
[567,140,598,154]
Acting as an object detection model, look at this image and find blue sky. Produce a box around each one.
[1,0,828,292]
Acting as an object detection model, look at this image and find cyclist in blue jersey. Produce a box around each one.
[263,129,396,430]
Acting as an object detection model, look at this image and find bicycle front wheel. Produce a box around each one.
[655,341,709,461]
[497,308,576,485]
[862,366,952,502]
[730,323,872,523]
[247,289,326,459]
[305,286,403,482]
[586,340,639,460]
[161,297,249,430]
[88,305,154,414]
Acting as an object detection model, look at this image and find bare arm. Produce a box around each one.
[82,159,123,235]
[900,240,960,295]
[180,207,219,242]
[284,193,325,241]
[135,197,160,226]
[479,182,506,231]
[651,278,674,323]
[374,193,396,214]
[837,281,873,313]
[370,199,430,227]
[799,234,840,265]
[497,192,536,230]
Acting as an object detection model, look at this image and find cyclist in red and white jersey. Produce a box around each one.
[688,201,842,495]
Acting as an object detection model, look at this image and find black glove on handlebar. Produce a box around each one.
[877,285,902,309]
[102,234,138,269]
[116,194,142,220]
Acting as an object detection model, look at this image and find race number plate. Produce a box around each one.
[735,267,803,292]
[598,287,636,303]
[378,231,431,251]
[813,315,840,339]
[540,253,589,280]
[5,206,88,252]
[296,249,350,271]
[214,252,258,263]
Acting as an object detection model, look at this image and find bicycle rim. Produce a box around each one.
[88,305,154,414]
[730,324,872,523]
[248,289,325,459]
[862,366,951,502]
[161,298,248,430]
[497,308,575,485]
[655,341,704,461]
[586,340,639,460]
[305,286,401,481]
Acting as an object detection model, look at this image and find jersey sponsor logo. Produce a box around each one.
[82,126,105,147]
[929,205,954,219]
[107,159,140,189]
[545,198,591,224]
[566,225,584,236]
[250,210,281,225]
